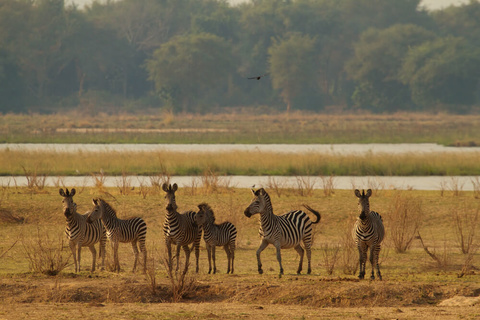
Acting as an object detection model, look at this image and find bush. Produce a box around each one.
[387,192,422,253]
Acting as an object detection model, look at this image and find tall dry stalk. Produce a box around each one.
[266,176,287,197]
[417,232,451,269]
[447,177,464,197]
[163,256,197,302]
[320,175,336,197]
[387,192,422,253]
[295,176,316,197]
[22,166,47,192]
[453,206,479,254]
[471,177,480,199]
[116,172,133,195]
[321,244,340,275]
[339,218,358,275]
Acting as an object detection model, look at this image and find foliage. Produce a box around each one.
[399,37,480,111]
[0,0,479,113]
[268,33,320,111]
[146,32,234,112]
[345,24,436,111]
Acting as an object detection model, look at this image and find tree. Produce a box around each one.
[146,32,234,112]
[268,33,319,112]
[345,24,436,111]
[399,37,480,112]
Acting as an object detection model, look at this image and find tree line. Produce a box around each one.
[1,0,479,114]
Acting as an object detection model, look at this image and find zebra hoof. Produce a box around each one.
[258,269,263,274]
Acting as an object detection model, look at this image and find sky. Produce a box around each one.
[69,0,471,11]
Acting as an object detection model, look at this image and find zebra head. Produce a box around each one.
[86,198,102,224]
[244,188,268,218]
[59,188,76,217]
[196,202,215,226]
[162,182,178,211]
[355,189,372,220]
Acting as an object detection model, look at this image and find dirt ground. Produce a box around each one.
[0,273,479,320]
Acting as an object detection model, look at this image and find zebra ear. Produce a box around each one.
[251,188,256,195]
[354,189,361,198]
[366,189,372,197]
[172,183,178,192]
[257,188,266,195]
[92,198,98,205]
[59,188,66,197]
[70,188,76,197]
[162,183,168,192]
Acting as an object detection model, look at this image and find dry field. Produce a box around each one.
[1,185,480,319]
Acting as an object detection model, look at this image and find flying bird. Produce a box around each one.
[248,73,268,80]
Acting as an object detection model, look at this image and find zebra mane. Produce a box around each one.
[198,202,215,222]
[96,198,117,218]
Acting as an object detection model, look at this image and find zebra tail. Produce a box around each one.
[303,204,321,224]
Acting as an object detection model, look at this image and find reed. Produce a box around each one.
[3,149,480,177]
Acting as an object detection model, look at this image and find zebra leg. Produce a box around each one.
[357,244,367,279]
[294,245,304,274]
[131,240,139,273]
[256,239,269,274]
[76,244,82,273]
[165,239,173,272]
[182,245,191,275]
[176,244,182,272]
[206,244,213,274]
[212,245,217,274]
[230,244,235,274]
[306,245,312,275]
[274,243,284,275]
[223,245,231,274]
[194,233,201,273]
[88,245,97,272]
[140,240,147,274]
[112,241,120,272]
[69,241,78,273]
[373,244,382,280]
[99,237,106,271]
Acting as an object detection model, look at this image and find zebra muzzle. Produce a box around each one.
[244,209,252,218]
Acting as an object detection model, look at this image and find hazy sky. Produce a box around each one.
[70,0,471,11]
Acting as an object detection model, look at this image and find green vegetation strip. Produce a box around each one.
[2,112,480,145]
[2,149,480,176]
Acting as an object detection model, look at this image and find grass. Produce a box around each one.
[2,111,480,145]
[3,149,480,177]
[1,186,480,318]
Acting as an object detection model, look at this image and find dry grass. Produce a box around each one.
[3,111,480,146]
[4,149,480,178]
[1,186,480,319]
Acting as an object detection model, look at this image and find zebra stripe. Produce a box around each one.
[352,189,385,280]
[243,188,321,275]
[60,188,106,273]
[196,203,237,274]
[162,183,201,274]
[87,198,147,273]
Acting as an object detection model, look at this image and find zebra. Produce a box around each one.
[352,189,385,280]
[162,183,201,274]
[195,202,237,274]
[59,188,106,273]
[86,198,147,273]
[243,188,321,275]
